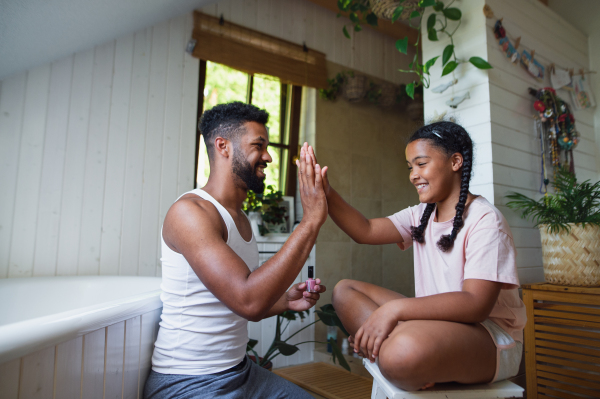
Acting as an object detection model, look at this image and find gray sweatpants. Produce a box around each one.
[143,356,314,399]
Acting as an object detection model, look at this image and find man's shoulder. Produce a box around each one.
[165,195,224,235]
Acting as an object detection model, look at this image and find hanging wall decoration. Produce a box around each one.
[570,73,596,110]
[520,50,544,81]
[493,20,519,64]
[549,65,572,91]
[529,87,579,192]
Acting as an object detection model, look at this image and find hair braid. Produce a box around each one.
[437,139,472,251]
[410,203,435,243]
[407,121,474,251]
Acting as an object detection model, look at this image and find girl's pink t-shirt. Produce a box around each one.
[387,196,527,343]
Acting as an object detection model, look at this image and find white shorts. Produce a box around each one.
[480,319,523,383]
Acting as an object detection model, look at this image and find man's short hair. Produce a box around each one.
[199,102,269,159]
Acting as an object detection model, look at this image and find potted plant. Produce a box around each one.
[243,189,263,237]
[506,169,600,286]
[247,304,351,371]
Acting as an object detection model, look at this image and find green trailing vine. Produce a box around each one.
[337,0,492,98]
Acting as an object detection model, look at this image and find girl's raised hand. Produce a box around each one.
[353,303,399,362]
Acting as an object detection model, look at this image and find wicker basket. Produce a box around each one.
[539,223,600,286]
[370,0,422,21]
[344,75,367,102]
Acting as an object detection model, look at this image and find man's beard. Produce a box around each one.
[232,149,266,193]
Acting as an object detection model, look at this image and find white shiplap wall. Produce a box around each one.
[0,14,198,278]
[423,0,599,284]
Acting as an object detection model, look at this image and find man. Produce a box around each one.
[144,102,327,398]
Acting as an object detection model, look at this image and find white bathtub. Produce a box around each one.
[0,276,163,399]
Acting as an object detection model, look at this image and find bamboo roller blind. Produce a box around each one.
[191,11,328,89]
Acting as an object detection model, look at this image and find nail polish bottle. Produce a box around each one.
[306,266,317,293]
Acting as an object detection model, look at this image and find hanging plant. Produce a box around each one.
[337,0,492,98]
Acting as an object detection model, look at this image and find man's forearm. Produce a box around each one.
[244,220,319,319]
[262,292,289,319]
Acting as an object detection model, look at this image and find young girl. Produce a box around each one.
[306,121,526,391]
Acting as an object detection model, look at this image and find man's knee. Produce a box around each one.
[378,332,429,391]
[332,279,354,307]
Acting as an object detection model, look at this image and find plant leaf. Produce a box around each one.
[337,0,351,12]
[469,56,493,69]
[247,339,258,350]
[396,37,408,54]
[424,56,439,74]
[274,340,300,356]
[354,24,362,32]
[441,60,458,76]
[316,305,350,337]
[433,1,444,11]
[410,10,421,19]
[366,12,378,26]
[330,338,351,371]
[427,13,436,31]
[349,12,358,23]
[442,44,454,65]
[343,25,350,39]
[428,28,438,41]
[392,6,404,23]
[406,82,415,99]
[419,0,436,7]
[443,7,461,20]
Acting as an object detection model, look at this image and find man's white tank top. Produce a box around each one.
[151,189,259,375]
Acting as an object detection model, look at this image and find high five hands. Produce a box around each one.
[296,143,328,228]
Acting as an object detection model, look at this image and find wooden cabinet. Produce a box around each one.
[522,283,600,398]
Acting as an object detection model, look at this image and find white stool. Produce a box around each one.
[363,359,524,399]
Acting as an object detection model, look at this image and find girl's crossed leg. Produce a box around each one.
[332,279,496,391]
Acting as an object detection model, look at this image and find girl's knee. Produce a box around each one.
[332,279,356,306]
[379,334,429,391]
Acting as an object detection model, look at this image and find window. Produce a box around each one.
[196,61,300,195]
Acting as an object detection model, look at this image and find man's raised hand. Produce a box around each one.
[296,143,328,228]
[306,145,332,197]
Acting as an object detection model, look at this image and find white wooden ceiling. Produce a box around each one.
[0,0,216,80]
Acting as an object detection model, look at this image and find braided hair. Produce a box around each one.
[408,121,474,252]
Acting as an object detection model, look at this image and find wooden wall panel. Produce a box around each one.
[33,56,73,277]
[177,13,200,198]
[0,72,26,279]
[0,358,20,399]
[54,336,84,399]
[104,321,126,399]
[9,65,51,278]
[78,42,115,276]
[120,28,151,276]
[56,49,94,276]
[123,316,141,399]
[139,22,169,277]
[19,346,55,399]
[82,328,106,399]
